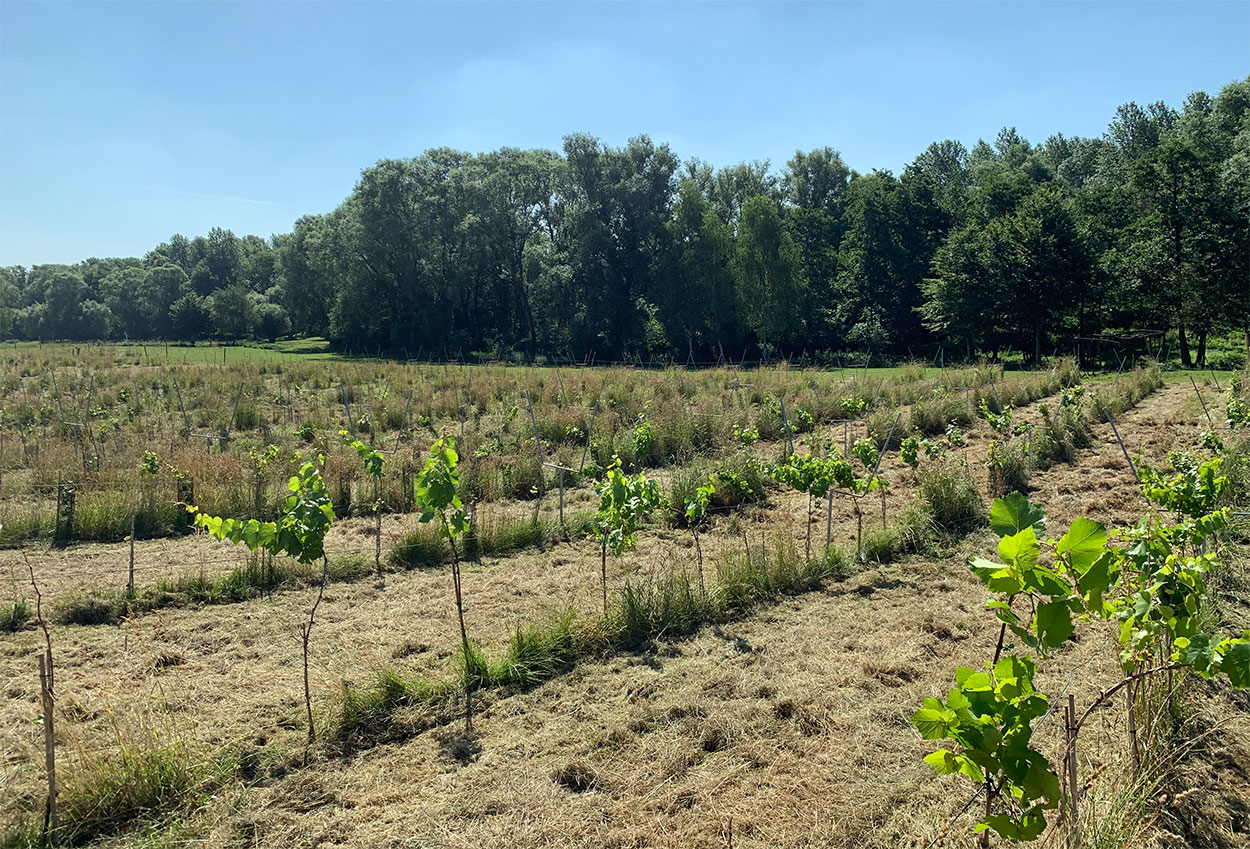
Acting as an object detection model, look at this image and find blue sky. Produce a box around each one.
[1,0,1247,267]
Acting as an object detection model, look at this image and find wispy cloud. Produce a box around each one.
[153,188,279,206]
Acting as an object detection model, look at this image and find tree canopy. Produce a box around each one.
[5,76,1246,367]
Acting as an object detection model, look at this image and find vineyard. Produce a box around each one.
[1,343,1248,848]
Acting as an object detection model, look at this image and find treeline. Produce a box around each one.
[1,77,1246,367]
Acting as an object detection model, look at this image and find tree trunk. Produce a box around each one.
[1178,323,1192,368]
[1196,331,1207,369]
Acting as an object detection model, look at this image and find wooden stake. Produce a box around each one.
[1126,666,1141,773]
[825,491,834,549]
[128,515,136,594]
[39,651,57,845]
[1066,694,1080,845]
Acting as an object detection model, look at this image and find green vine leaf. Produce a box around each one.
[990,493,1046,538]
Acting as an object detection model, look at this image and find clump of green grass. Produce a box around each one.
[611,570,709,650]
[0,597,30,632]
[500,455,544,500]
[464,516,546,560]
[68,492,187,543]
[917,458,985,534]
[55,552,371,625]
[54,730,226,846]
[866,405,912,450]
[714,535,849,613]
[986,439,1031,497]
[1097,365,1165,416]
[488,612,579,687]
[335,534,861,746]
[57,594,125,626]
[391,511,593,569]
[0,505,53,547]
[389,524,447,569]
[909,393,973,436]
[0,821,41,849]
[861,505,934,563]
[336,666,457,743]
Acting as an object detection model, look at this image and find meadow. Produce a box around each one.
[1,344,1248,849]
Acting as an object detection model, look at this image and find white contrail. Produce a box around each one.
[154,188,279,206]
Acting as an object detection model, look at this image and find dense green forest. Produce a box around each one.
[3,77,1247,367]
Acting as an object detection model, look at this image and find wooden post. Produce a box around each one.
[1066,694,1080,845]
[825,491,834,549]
[1126,675,1140,772]
[128,515,136,594]
[39,652,57,844]
[374,479,382,582]
[54,472,62,543]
